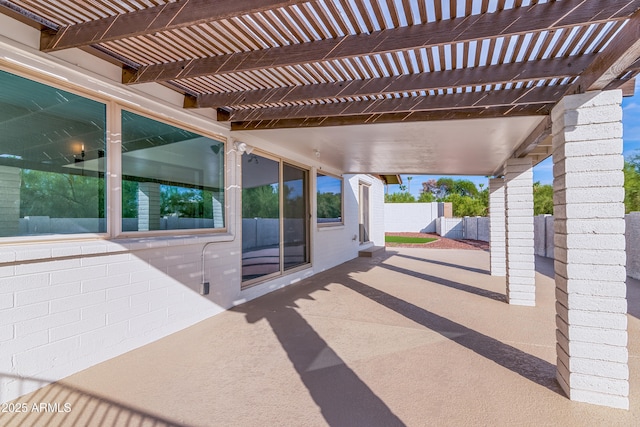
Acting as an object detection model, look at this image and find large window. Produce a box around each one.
[0,70,107,237]
[316,173,343,225]
[121,111,225,232]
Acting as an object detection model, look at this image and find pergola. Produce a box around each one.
[1,0,639,410]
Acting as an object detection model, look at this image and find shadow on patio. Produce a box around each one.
[2,248,639,426]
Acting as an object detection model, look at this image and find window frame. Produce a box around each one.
[0,63,229,243]
[114,106,228,238]
[316,171,344,227]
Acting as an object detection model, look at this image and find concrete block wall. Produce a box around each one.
[435,217,463,239]
[504,158,535,306]
[489,178,506,276]
[627,212,640,280]
[552,90,628,409]
[384,202,439,233]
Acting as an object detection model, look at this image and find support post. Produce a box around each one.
[552,90,628,409]
[504,158,535,306]
[489,177,506,276]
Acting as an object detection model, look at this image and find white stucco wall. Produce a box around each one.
[0,15,385,403]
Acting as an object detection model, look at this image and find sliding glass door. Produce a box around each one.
[242,153,309,284]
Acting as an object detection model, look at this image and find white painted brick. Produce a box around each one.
[554,188,624,205]
[570,389,629,410]
[0,302,48,324]
[570,373,628,396]
[81,252,130,266]
[504,245,534,255]
[505,261,535,271]
[552,106,623,130]
[557,318,628,346]
[80,296,129,319]
[505,223,534,232]
[15,258,81,275]
[557,277,627,298]
[552,90,622,117]
[106,281,149,300]
[556,290,627,314]
[106,259,150,276]
[128,308,167,336]
[15,282,81,307]
[82,273,130,293]
[79,321,129,354]
[507,284,535,293]
[49,314,106,342]
[0,324,13,342]
[49,291,106,313]
[553,248,626,265]
[0,251,16,264]
[3,330,49,354]
[505,232,534,241]
[505,253,534,263]
[556,303,627,330]
[563,340,628,365]
[1,273,50,293]
[553,155,623,176]
[559,122,622,143]
[505,186,533,195]
[507,267,536,283]
[107,302,149,325]
[15,309,81,337]
[50,265,107,285]
[506,273,535,284]
[553,171,624,189]
[508,298,535,306]
[130,287,168,308]
[553,138,622,159]
[570,358,629,381]
[0,293,13,309]
[13,336,81,376]
[555,263,626,282]
[554,219,625,235]
[14,247,52,261]
[554,233,625,251]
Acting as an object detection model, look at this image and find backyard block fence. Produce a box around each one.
[384,203,640,280]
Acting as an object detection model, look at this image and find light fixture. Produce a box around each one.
[314,149,320,158]
[234,141,254,155]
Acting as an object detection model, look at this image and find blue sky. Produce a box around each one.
[388,79,640,197]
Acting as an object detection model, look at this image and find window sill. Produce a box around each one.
[0,232,235,265]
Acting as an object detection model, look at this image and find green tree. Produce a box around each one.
[624,156,640,213]
[317,192,341,218]
[417,191,434,202]
[20,169,104,218]
[243,184,279,218]
[533,182,554,215]
[385,192,415,203]
[443,193,487,217]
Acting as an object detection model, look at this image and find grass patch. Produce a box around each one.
[385,236,437,244]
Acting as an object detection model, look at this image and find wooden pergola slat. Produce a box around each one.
[230,104,553,131]
[123,0,634,84]
[40,0,309,52]
[227,85,564,122]
[185,54,594,108]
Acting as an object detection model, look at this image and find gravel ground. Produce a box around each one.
[385,232,489,251]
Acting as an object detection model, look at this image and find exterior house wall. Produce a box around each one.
[0,17,385,403]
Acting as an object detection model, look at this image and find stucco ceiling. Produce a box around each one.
[233,115,545,176]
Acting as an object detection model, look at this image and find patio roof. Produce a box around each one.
[1,0,639,174]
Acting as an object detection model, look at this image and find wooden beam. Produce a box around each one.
[40,0,307,52]
[125,0,635,84]
[226,85,564,122]
[187,55,594,108]
[570,8,640,93]
[230,104,554,131]
[513,116,552,158]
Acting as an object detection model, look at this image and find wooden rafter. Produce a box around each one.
[185,55,594,108]
[227,85,564,122]
[40,0,308,52]
[124,0,635,84]
[569,8,640,93]
[230,104,553,131]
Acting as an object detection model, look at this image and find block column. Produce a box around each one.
[138,182,161,231]
[504,158,535,306]
[489,178,506,276]
[552,90,628,409]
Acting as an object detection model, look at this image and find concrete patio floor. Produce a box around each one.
[3,248,640,427]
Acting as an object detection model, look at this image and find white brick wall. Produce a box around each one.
[504,159,535,305]
[489,178,506,276]
[552,90,629,410]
